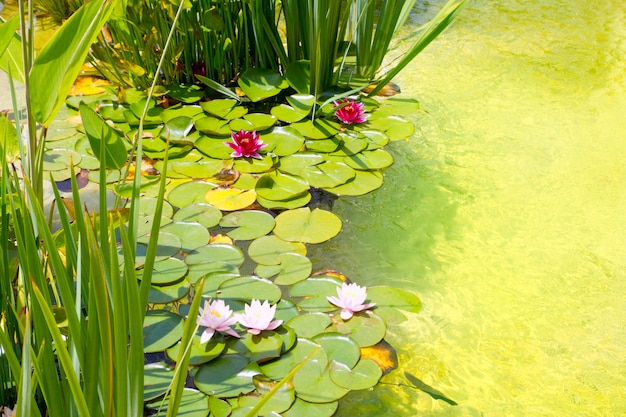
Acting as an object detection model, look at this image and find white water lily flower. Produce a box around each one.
[1,405,15,417]
[236,300,283,335]
[197,299,240,343]
[327,282,376,320]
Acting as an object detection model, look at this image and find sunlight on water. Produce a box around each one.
[313,0,626,415]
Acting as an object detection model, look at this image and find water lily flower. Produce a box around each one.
[236,300,283,335]
[334,98,367,124]
[225,130,267,159]
[327,282,376,320]
[1,406,15,417]
[197,299,240,343]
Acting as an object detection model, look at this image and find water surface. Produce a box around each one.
[313,1,626,415]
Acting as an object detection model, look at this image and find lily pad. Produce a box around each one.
[290,276,344,312]
[226,331,284,363]
[304,137,341,153]
[284,60,310,94]
[168,181,218,207]
[186,244,245,267]
[366,115,414,141]
[323,170,383,196]
[233,155,275,174]
[328,358,382,390]
[330,135,368,157]
[255,253,312,285]
[293,359,349,403]
[259,338,327,381]
[43,149,82,171]
[270,103,310,123]
[201,99,239,119]
[138,257,188,285]
[161,221,211,252]
[148,279,190,304]
[278,153,325,176]
[301,161,355,189]
[144,363,175,401]
[143,310,184,353]
[135,232,182,265]
[137,197,174,218]
[286,313,331,338]
[147,388,210,417]
[261,126,305,156]
[240,375,296,415]
[160,115,195,144]
[360,129,389,150]
[160,104,204,122]
[282,398,338,417]
[188,264,239,285]
[195,135,234,159]
[256,172,309,202]
[238,68,289,102]
[217,276,282,303]
[195,355,258,398]
[243,113,278,130]
[173,203,222,227]
[166,332,227,366]
[256,193,312,210]
[377,97,420,115]
[273,208,342,244]
[344,149,393,170]
[195,116,232,136]
[205,187,257,211]
[312,333,361,369]
[291,119,340,139]
[219,210,276,241]
[327,312,386,347]
[170,159,226,179]
[248,235,307,265]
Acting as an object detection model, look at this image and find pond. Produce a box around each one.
[312,0,626,416]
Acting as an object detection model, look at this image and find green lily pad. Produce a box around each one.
[312,333,361,369]
[160,104,204,122]
[195,116,232,136]
[366,115,414,141]
[344,149,393,170]
[366,286,421,324]
[200,99,238,118]
[284,60,310,94]
[377,97,420,115]
[290,276,344,312]
[226,331,284,363]
[43,149,82,170]
[233,173,259,190]
[205,187,257,211]
[259,338,327,381]
[239,375,296,415]
[137,197,174,218]
[147,279,190,304]
[217,276,282,303]
[286,313,331,338]
[261,126,305,156]
[323,170,383,196]
[282,398,338,417]
[166,332,227,366]
[194,354,257,397]
[188,264,239,285]
[143,310,184,353]
[327,312,386,347]
[160,115,195,144]
[243,113,278,130]
[147,388,210,417]
[136,216,173,237]
[255,253,312,285]
[256,172,309,202]
[195,135,234,159]
[186,244,245,267]
[330,135,368,156]
[291,119,340,139]
[233,155,275,174]
[248,235,307,265]
[273,208,342,244]
[302,161,355,188]
[360,129,389,150]
[256,192,312,210]
[138,257,188,285]
[173,203,222,227]
[304,137,341,153]
[275,299,300,324]
[278,153,325,176]
[168,181,218,207]
[329,359,382,391]
[97,101,129,123]
[220,210,276,241]
[270,103,310,123]
[228,118,255,132]
[238,68,289,102]
[135,232,182,265]
[209,397,232,417]
[161,221,211,252]
[144,363,175,401]
[170,158,227,179]
[293,359,349,403]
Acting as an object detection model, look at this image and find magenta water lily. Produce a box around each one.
[197,299,240,343]
[334,98,367,124]
[327,282,376,320]
[236,299,283,335]
[225,130,267,159]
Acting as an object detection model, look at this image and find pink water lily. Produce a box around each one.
[334,98,367,124]
[197,299,240,343]
[236,300,283,335]
[327,282,376,320]
[1,406,15,417]
[225,130,267,159]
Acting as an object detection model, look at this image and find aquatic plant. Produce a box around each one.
[236,299,283,335]
[327,282,376,320]
[334,98,368,124]
[226,130,267,159]
[197,299,240,342]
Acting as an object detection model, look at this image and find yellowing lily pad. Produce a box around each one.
[205,187,257,211]
[273,208,342,244]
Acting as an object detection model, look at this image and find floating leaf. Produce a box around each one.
[166,333,227,366]
[173,203,223,227]
[313,334,361,369]
[360,129,389,150]
[220,210,276,241]
[304,137,341,153]
[323,170,383,196]
[330,135,368,156]
[147,388,210,417]
[188,264,239,286]
[327,313,386,347]
[161,105,204,122]
[201,99,248,120]
[328,359,382,390]
[344,149,393,170]
[291,119,340,139]
[261,126,305,156]
[366,115,414,140]
[256,192,312,210]
[136,197,174,218]
[148,279,190,304]
[160,115,195,143]
[205,187,257,211]
[134,232,182,265]
[273,208,342,244]
[43,149,82,171]
[360,340,398,374]
[248,236,307,265]
[278,153,324,176]
[227,331,284,363]
[284,60,310,94]
[138,257,188,285]
[243,113,278,130]
[161,222,211,252]
[255,252,312,285]
[259,338,327,381]
[232,155,275,174]
[302,161,355,189]
[186,244,245,268]
[143,310,184,353]
[194,355,257,398]
[238,68,289,102]
[240,375,296,415]
[217,276,282,303]
[144,363,174,401]
[195,116,232,136]
[170,159,226,179]
[377,97,420,115]
[282,398,338,417]
[256,172,309,202]
[286,313,331,338]
[271,103,309,123]
[168,181,217,207]
[166,84,205,104]
[293,360,349,403]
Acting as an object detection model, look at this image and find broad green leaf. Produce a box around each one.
[145,364,175,401]
[286,313,331,338]
[195,135,233,159]
[220,210,276,241]
[330,135,368,156]
[243,113,278,131]
[143,310,184,353]
[173,202,222,227]
[240,375,296,415]
[282,398,338,417]
[261,126,305,156]
[344,149,393,170]
[270,103,309,123]
[360,129,389,150]
[138,257,188,285]
[170,159,226,179]
[226,331,284,363]
[160,116,195,143]
[323,170,383,196]
[366,115,415,140]
[291,119,340,139]
[201,99,247,120]
[194,355,257,398]
[273,208,342,244]
[277,153,324,176]
[1,113,21,163]
[79,102,128,169]
[166,84,205,103]
[293,360,349,403]
[0,15,23,83]
[248,235,306,265]
[259,338,327,381]
[186,244,245,267]
[367,286,422,313]
[378,97,420,115]
[255,253,312,285]
[284,60,311,94]
[304,137,341,153]
[135,232,182,265]
[195,116,232,136]
[148,279,190,304]
[302,161,355,189]
[312,334,361,369]
[232,155,275,174]
[166,333,227,366]
[238,68,289,102]
[168,181,217,207]
[327,313,386,347]
[328,359,382,390]
[256,172,309,201]
[160,105,204,123]
[217,276,282,303]
[31,0,114,126]
[147,388,209,417]
[161,221,211,252]
[257,192,311,210]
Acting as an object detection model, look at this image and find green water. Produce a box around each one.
[314,1,626,415]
